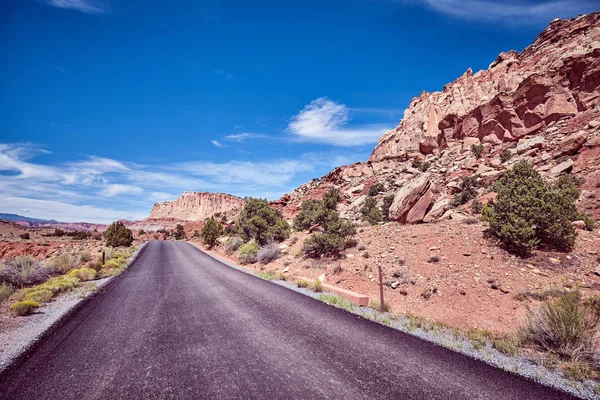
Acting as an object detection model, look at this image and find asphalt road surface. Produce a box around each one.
[0,241,579,399]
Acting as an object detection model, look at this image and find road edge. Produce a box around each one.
[186,241,597,400]
[0,242,148,379]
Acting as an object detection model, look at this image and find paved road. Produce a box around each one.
[0,241,578,399]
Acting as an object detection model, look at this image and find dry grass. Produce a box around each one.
[257,241,281,264]
[0,256,49,287]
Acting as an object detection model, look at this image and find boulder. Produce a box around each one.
[405,189,434,223]
[424,198,451,222]
[516,136,544,155]
[549,158,574,177]
[572,220,587,230]
[388,174,431,223]
[553,131,587,158]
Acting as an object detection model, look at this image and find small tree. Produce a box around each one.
[19,233,30,240]
[103,221,133,247]
[236,198,290,245]
[368,182,385,197]
[484,161,580,256]
[174,224,187,240]
[323,187,342,210]
[471,144,484,158]
[201,217,223,248]
[451,176,478,207]
[360,196,383,225]
[381,194,395,221]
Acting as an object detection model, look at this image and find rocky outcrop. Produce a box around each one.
[147,192,245,221]
[370,13,600,161]
[388,174,432,223]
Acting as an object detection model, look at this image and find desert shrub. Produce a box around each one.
[103,221,133,247]
[224,237,244,255]
[500,149,512,163]
[521,290,599,363]
[451,176,478,207]
[48,254,75,274]
[42,276,80,294]
[360,196,383,225]
[86,256,103,272]
[23,288,54,303]
[471,144,484,158]
[238,240,259,264]
[68,268,97,282]
[312,279,323,293]
[471,198,483,214]
[19,233,30,240]
[428,255,441,263]
[0,256,49,287]
[174,224,187,240]
[370,300,391,312]
[368,182,385,196]
[580,214,596,231]
[297,279,310,288]
[10,300,40,316]
[303,218,356,258]
[412,159,430,172]
[322,187,342,210]
[381,194,395,221]
[201,217,223,248]
[78,251,92,264]
[0,282,14,302]
[53,228,65,237]
[236,198,290,245]
[138,229,146,235]
[486,161,580,255]
[257,241,281,264]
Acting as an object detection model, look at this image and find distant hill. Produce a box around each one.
[0,213,59,223]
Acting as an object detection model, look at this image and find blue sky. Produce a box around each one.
[1,0,598,223]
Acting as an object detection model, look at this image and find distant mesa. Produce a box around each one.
[146,191,245,222]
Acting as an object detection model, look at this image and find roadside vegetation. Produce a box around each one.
[0,244,137,315]
[483,161,592,256]
[104,221,134,247]
[201,217,223,248]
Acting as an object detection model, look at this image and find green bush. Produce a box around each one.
[470,198,483,214]
[0,282,14,302]
[360,196,383,225]
[381,194,395,221]
[521,290,599,363]
[322,187,342,210]
[103,221,133,247]
[10,300,40,316]
[451,176,478,207]
[471,144,484,158]
[174,224,187,240]
[297,279,310,288]
[201,217,223,248]
[23,289,54,303]
[238,240,259,264]
[19,233,30,240]
[236,198,290,245]
[486,161,579,255]
[68,268,97,281]
[78,251,92,264]
[42,276,80,294]
[303,218,356,258]
[0,256,49,287]
[500,149,512,163]
[368,182,385,197]
[412,159,430,172]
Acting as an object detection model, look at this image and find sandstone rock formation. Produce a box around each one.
[147,192,245,222]
[370,13,600,160]
[273,13,600,224]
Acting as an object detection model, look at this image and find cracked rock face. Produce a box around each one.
[272,13,600,225]
[370,13,600,160]
[148,192,245,221]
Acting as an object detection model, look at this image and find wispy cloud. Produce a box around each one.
[56,66,66,73]
[46,0,109,14]
[408,0,598,24]
[211,140,224,147]
[0,143,354,223]
[224,133,268,142]
[288,97,388,146]
[98,184,143,197]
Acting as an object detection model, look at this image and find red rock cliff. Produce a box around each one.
[370,13,600,160]
[147,192,245,221]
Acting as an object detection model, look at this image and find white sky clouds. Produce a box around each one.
[0,143,351,223]
[413,0,598,24]
[46,0,109,14]
[288,97,388,146]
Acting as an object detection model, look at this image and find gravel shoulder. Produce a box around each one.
[0,243,146,374]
